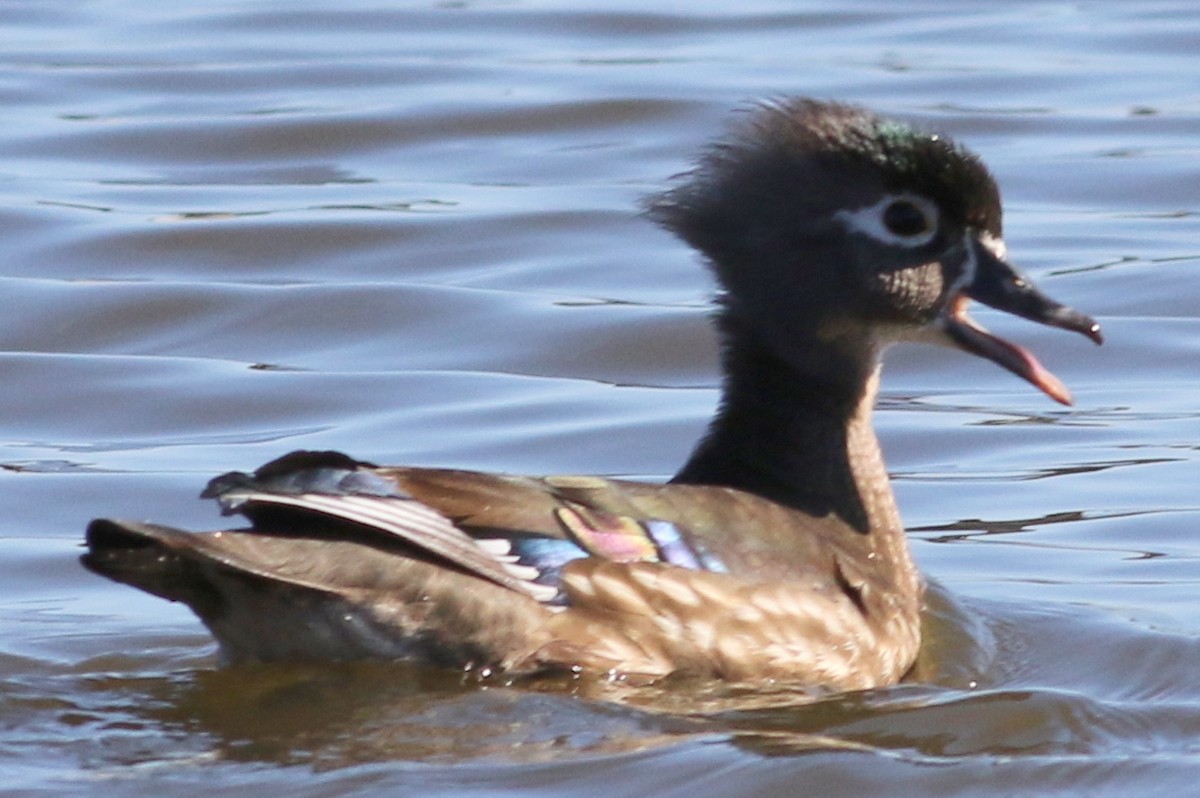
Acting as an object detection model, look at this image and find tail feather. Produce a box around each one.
[83,519,225,611]
[80,518,556,666]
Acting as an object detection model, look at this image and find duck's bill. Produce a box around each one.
[941,237,1102,406]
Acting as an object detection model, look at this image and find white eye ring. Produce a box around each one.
[834,193,940,248]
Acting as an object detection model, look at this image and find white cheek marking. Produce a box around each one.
[832,192,940,248]
[942,229,1010,307]
[978,231,1007,261]
[944,229,980,299]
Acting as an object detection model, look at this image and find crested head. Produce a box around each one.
[649,98,1001,272]
[767,100,1003,236]
[650,97,1099,406]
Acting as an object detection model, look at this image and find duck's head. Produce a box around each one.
[651,99,1101,404]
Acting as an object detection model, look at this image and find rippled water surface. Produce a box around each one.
[4,1,1200,795]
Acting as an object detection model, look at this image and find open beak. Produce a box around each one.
[940,236,1102,405]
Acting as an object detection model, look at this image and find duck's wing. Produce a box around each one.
[82,450,911,680]
[193,450,736,607]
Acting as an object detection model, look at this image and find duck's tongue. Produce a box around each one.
[941,236,1102,405]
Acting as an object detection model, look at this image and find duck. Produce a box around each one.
[82,98,1101,692]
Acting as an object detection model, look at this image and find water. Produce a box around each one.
[3,0,1200,794]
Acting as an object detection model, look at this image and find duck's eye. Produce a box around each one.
[882,199,932,238]
[832,193,939,247]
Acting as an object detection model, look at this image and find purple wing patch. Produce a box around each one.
[643,520,727,573]
[473,505,727,606]
[501,537,589,606]
[554,505,726,572]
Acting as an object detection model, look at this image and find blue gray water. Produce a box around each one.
[3,1,1200,795]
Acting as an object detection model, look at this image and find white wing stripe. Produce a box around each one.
[474,538,513,556]
[230,491,555,602]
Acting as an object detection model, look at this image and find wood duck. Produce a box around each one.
[82,99,1101,691]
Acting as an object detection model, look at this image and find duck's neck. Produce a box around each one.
[672,312,902,539]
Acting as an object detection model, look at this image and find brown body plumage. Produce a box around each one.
[83,99,1100,690]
